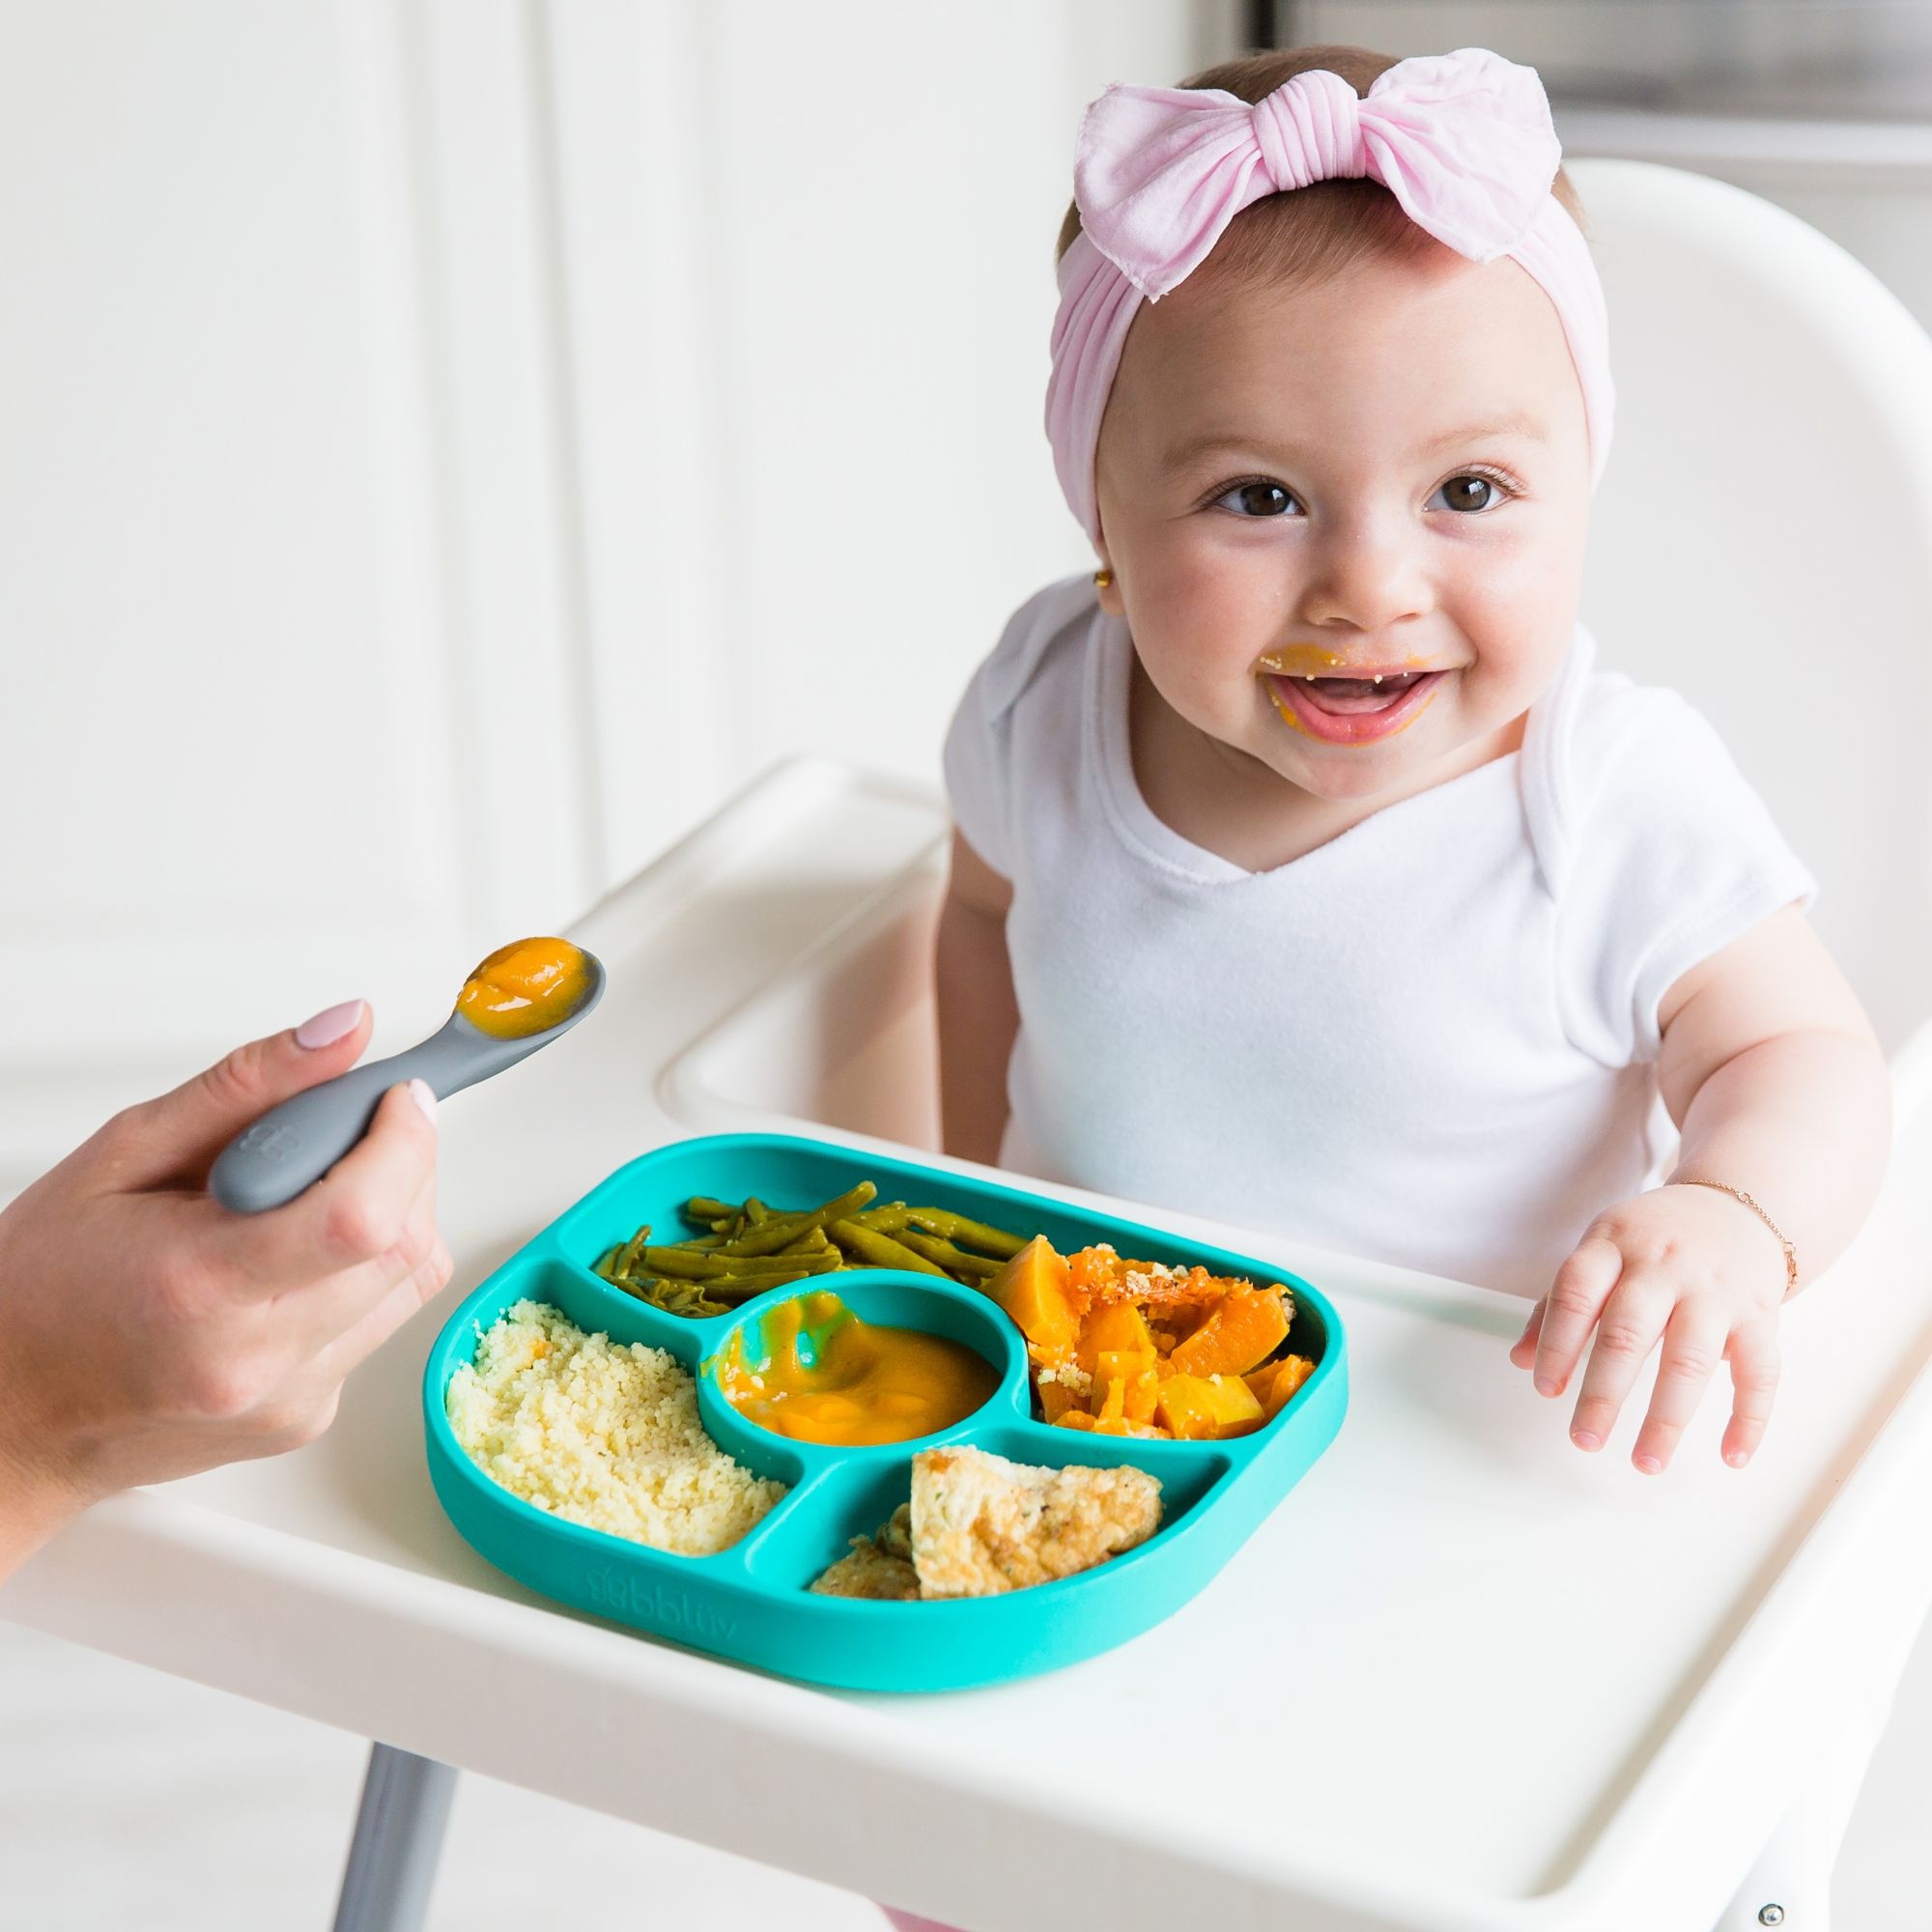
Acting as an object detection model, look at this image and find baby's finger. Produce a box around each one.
[206,1082,439,1296]
[1630,1299,1731,1474]
[1567,1266,1674,1452]
[1531,1236,1625,1397]
[1721,1316,1782,1468]
[1508,1298,1546,1369]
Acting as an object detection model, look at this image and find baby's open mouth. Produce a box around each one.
[1261,667,1448,745]
[1289,670,1429,715]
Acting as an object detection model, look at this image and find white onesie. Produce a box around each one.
[942,574,1817,1298]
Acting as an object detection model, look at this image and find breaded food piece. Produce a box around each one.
[810,1532,921,1601]
[873,1501,914,1563]
[910,1446,1161,1599]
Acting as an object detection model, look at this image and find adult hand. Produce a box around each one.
[0,1001,453,1577]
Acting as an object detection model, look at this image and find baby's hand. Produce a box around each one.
[1508,1183,1789,1473]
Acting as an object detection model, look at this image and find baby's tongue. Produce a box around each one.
[1302,670,1422,714]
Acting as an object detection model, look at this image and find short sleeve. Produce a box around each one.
[941,573,1096,880]
[941,649,1013,877]
[1551,683,1818,1066]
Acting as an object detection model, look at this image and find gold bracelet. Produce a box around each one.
[1674,1179,1800,1299]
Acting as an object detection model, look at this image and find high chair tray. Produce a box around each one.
[8,760,1932,1932]
[423,1133,1348,1691]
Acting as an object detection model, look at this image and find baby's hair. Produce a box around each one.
[1056,43,1588,294]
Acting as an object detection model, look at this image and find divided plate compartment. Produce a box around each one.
[422,1133,1350,1691]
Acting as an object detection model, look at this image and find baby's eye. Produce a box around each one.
[1212,479,1299,518]
[1431,473,1510,514]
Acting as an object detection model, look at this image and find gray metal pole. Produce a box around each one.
[330,1743,458,1932]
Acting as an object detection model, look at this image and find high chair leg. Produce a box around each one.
[1711,1648,1908,1932]
[1714,1788,1836,1931]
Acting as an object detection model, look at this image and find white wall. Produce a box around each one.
[0,0,1239,1181]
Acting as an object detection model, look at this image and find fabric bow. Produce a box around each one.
[1076,49,1563,298]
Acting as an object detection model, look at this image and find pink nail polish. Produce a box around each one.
[409,1078,439,1122]
[296,999,365,1048]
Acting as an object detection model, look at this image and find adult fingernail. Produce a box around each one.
[1572,1429,1601,1450]
[1535,1375,1558,1396]
[1726,1449,1749,1468]
[409,1078,438,1122]
[1634,1454,1662,1475]
[296,999,366,1048]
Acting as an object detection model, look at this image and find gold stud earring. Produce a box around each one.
[1093,567,1113,589]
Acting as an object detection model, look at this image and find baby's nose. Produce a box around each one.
[1295,524,1433,632]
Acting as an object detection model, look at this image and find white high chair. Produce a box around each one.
[1570,153,1932,1931]
[7,162,1932,1932]
[1574,158,1932,1079]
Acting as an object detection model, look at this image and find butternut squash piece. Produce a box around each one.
[1053,1407,1098,1432]
[1094,1374,1127,1429]
[1092,1351,1161,1427]
[1038,1378,1083,1423]
[1076,1300,1156,1377]
[1092,1413,1159,1437]
[1250,1352,1316,1421]
[986,1236,1078,1356]
[1169,1287,1289,1380]
[1155,1372,1265,1441]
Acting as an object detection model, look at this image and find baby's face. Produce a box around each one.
[1093,241,1592,807]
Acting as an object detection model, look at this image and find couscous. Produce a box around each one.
[446,1299,783,1555]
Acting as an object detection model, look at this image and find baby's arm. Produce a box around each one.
[935,829,1019,1165]
[1512,903,1892,1471]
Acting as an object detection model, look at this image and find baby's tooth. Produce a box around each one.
[1373,675,1382,685]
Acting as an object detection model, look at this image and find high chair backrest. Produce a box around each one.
[1569,157,1932,1059]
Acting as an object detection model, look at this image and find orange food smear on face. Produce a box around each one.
[1254,642,1346,677]
[715,1291,999,1447]
[455,937,590,1038]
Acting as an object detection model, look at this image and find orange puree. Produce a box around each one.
[715,1291,999,1447]
[455,937,590,1039]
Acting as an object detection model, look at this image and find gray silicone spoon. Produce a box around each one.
[209,942,606,1214]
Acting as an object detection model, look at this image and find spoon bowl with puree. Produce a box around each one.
[210,937,606,1214]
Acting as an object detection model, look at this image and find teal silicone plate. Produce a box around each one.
[423,1132,1349,1691]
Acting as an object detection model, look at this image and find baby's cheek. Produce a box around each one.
[1129,551,1271,710]
[1450,543,1582,708]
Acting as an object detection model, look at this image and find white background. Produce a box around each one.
[0,0,1236,1186]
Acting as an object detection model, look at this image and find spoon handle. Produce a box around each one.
[208,1021,519,1215]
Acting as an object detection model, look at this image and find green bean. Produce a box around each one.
[894,1228,999,1279]
[595,1226,655,1282]
[854,1203,912,1233]
[829,1219,949,1276]
[744,1198,770,1225]
[608,1275,726,1317]
[903,1209,1025,1260]
[716,1181,878,1257]
[641,1244,845,1283]
[684,1197,737,1224]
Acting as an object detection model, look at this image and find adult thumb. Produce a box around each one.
[112,999,375,1190]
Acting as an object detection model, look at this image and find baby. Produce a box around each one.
[933,43,1892,1487]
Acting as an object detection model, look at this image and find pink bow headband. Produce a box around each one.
[1044,48,1613,543]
